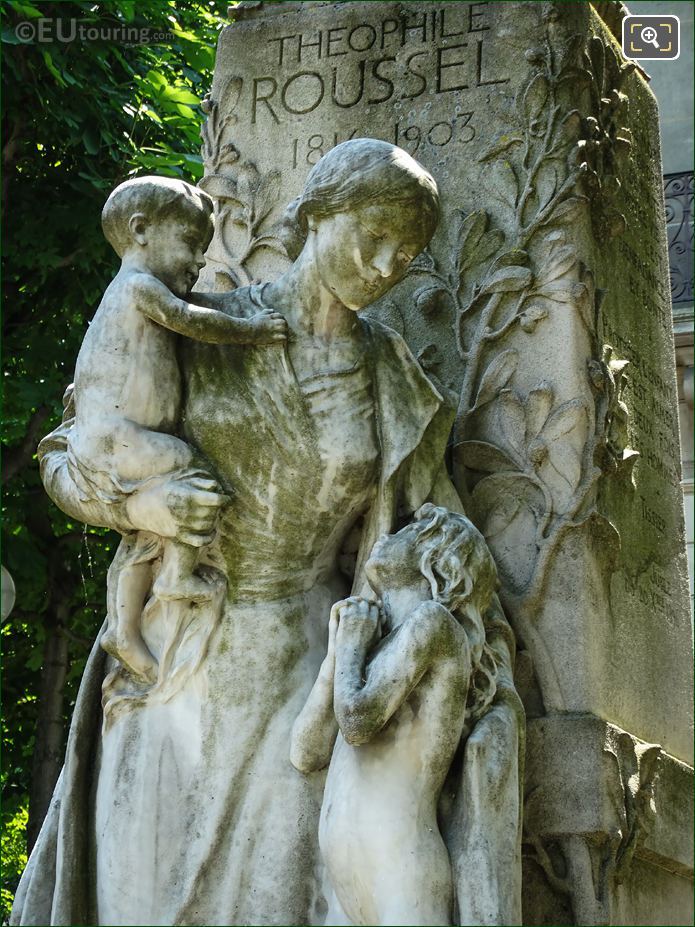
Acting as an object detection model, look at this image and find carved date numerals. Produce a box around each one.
[394,112,475,155]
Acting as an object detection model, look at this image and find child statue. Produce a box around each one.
[69,176,286,682]
[291,503,501,927]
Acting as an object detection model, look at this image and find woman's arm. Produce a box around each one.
[334,599,463,746]
[290,605,340,773]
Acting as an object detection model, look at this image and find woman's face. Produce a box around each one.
[309,201,432,311]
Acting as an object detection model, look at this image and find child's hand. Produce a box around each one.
[247,309,287,344]
[334,596,381,648]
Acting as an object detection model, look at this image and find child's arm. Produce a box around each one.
[290,604,340,773]
[334,597,465,746]
[134,275,286,345]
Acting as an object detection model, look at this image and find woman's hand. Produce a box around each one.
[125,470,229,546]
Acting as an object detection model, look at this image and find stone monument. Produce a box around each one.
[198,1,693,923]
[12,2,692,926]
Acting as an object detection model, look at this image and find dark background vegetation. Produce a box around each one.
[1,1,232,914]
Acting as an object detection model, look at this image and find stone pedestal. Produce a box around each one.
[201,1,693,921]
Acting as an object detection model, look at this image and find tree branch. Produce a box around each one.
[2,405,51,483]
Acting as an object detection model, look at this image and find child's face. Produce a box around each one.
[364,522,422,595]
[140,209,213,299]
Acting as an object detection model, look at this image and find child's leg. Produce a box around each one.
[102,555,158,683]
[74,418,194,483]
[152,539,215,602]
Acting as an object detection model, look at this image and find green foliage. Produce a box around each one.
[1,0,231,909]
[1,805,28,922]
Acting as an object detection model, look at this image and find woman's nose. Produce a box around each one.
[370,244,398,278]
[195,252,206,269]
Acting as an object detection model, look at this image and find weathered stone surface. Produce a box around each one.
[203,0,692,754]
[199,1,693,922]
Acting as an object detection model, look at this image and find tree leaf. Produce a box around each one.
[491,159,518,210]
[490,249,529,272]
[536,280,586,304]
[452,210,487,273]
[253,169,281,223]
[471,473,541,539]
[522,72,549,124]
[535,245,577,286]
[547,196,587,224]
[497,388,526,457]
[526,385,553,439]
[455,441,518,474]
[468,229,505,269]
[481,265,532,295]
[198,173,239,200]
[472,349,518,410]
[478,135,523,163]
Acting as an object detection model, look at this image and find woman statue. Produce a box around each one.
[13,140,522,927]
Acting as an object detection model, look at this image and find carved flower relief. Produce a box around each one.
[571,36,635,237]
[198,76,286,286]
[589,344,639,479]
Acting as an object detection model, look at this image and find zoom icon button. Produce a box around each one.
[622,15,680,61]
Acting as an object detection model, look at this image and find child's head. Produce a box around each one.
[366,503,498,618]
[102,176,214,258]
[102,176,214,298]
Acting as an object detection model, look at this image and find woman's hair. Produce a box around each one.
[102,176,214,258]
[280,138,440,259]
[411,503,501,730]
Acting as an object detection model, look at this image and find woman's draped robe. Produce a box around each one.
[12,308,523,927]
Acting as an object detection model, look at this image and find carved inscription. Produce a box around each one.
[238,3,508,146]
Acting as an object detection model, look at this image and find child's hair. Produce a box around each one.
[102,176,214,257]
[412,503,501,730]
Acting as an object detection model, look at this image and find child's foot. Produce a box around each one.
[102,628,158,684]
[152,570,215,603]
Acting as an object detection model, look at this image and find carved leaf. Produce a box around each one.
[452,210,487,273]
[497,389,526,457]
[491,249,529,272]
[519,304,548,333]
[560,34,585,71]
[535,246,577,286]
[557,67,594,89]
[416,286,449,316]
[535,162,558,213]
[526,385,553,439]
[478,135,523,163]
[409,249,436,273]
[416,343,441,370]
[253,169,281,223]
[471,473,541,539]
[536,280,586,304]
[588,36,606,93]
[236,162,260,202]
[468,230,505,270]
[456,440,518,474]
[472,349,518,410]
[523,72,549,123]
[198,173,239,200]
[540,399,589,495]
[491,159,518,210]
[220,75,243,111]
[547,196,587,224]
[481,265,532,295]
